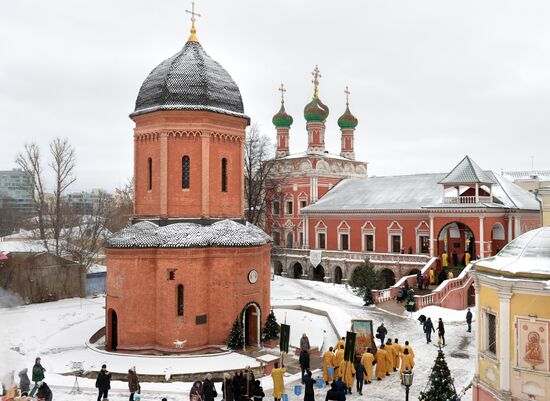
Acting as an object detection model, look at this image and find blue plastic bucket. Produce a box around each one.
[328,366,335,376]
[282,394,288,401]
[316,378,324,388]
[294,385,302,396]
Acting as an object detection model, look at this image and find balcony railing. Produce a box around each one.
[272,248,431,265]
[442,196,492,204]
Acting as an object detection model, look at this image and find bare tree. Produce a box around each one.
[15,138,76,256]
[108,178,134,232]
[244,124,279,226]
[15,143,49,251]
[49,138,76,255]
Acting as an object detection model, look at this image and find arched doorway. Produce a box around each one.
[333,266,343,284]
[243,303,261,347]
[381,269,396,288]
[313,265,325,281]
[468,283,476,306]
[109,309,118,351]
[274,261,283,276]
[438,222,476,265]
[491,223,506,256]
[293,262,303,279]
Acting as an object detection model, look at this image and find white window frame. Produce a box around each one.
[415,221,430,254]
[387,221,403,253]
[315,221,327,250]
[361,221,376,252]
[272,229,281,246]
[298,192,308,214]
[284,194,294,217]
[272,200,280,217]
[338,221,351,251]
[483,308,498,358]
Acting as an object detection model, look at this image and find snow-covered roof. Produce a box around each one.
[0,240,49,254]
[87,264,107,274]
[439,156,495,185]
[302,171,539,213]
[276,151,350,161]
[502,170,550,181]
[474,227,550,278]
[107,219,271,249]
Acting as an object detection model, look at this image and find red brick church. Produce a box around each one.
[267,71,541,284]
[105,17,271,353]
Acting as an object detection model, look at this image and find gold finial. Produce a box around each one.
[311,65,322,99]
[278,83,287,105]
[186,1,201,42]
[344,86,351,107]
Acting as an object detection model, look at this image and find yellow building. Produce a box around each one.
[503,171,550,227]
[472,227,550,401]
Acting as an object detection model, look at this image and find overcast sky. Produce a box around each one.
[1,1,550,192]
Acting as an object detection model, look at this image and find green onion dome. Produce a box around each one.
[304,97,329,122]
[272,103,294,128]
[337,106,358,129]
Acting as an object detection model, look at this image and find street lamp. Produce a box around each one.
[402,369,414,401]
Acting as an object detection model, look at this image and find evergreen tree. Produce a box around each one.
[349,258,385,303]
[405,288,417,312]
[227,317,245,349]
[263,309,280,340]
[419,348,458,401]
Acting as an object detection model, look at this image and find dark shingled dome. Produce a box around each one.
[131,41,246,118]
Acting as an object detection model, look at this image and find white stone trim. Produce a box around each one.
[315,220,327,250]
[387,220,403,253]
[337,221,351,251]
[498,291,512,391]
[361,221,376,252]
[415,221,430,254]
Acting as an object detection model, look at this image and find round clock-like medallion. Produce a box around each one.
[248,269,259,284]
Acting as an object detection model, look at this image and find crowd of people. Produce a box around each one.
[1,358,51,401]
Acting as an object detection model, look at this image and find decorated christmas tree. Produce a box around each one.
[263,309,280,340]
[419,347,458,401]
[227,317,244,349]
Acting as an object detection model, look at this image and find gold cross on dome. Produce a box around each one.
[311,65,322,99]
[186,1,201,42]
[278,83,287,104]
[344,86,351,107]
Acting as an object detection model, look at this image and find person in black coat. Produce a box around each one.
[354,357,367,396]
[376,323,387,346]
[438,318,446,345]
[416,271,423,290]
[222,373,234,401]
[303,370,316,401]
[95,364,111,401]
[253,379,264,401]
[232,370,245,401]
[203,373,218,401]
[466,308,473,333]
[36,382,53,401]
[299,350,310,383]
[423,317,435,343]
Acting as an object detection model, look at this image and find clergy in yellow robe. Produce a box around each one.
[448,271,454,280]
[334,337,345,352]
[403,342,415,358]
[334,346,345,378]
[340,360,356,389]
[399,348,415,378]
[360,350,375,383]
[322,347,336,383]
[375,346,389,379]
[441,252,449,268]
[429,269,435,285]
[392,340,402,370]
[384,340,396,372]
[465,251,471,265]
[271,365,286,400]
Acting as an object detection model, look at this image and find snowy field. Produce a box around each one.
[1,277,475,401]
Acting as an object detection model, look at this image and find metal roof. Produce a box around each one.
[131,41,246,119]
[107,219,271,249]
[302,171,540,213]
[438,156,495,185]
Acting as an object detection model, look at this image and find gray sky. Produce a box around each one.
[1,1,550,192]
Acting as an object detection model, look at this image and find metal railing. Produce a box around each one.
[272,248,431,265]
[442,196,492,204]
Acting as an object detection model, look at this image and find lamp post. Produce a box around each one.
[402,369,414,401]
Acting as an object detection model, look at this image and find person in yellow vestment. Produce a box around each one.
[402,340,414,358]
[271,363,286,401]
[399,348,415,378]
[334,337,345,352]
[465,251,471,265]
[384,339,396,372]
[441,251,449,268]
[375,344,389,380]
[334,345,345,378]
[429,268,435,285]
[322,347,335,384]
[392,338,402,370]
[340,359,356,394]
[360,348,374,384]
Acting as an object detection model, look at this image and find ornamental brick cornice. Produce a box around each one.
[134,130,243,142]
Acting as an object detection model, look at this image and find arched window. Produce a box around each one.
[182,156,190,189]
[177,284,184,316]
[221,158,228,192]
[147,157,152,191]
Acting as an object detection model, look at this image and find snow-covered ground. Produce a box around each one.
[1,277,475,401]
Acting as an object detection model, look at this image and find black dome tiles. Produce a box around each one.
[131,41,246,118]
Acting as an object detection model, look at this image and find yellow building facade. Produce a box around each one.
[472,227,550,401]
